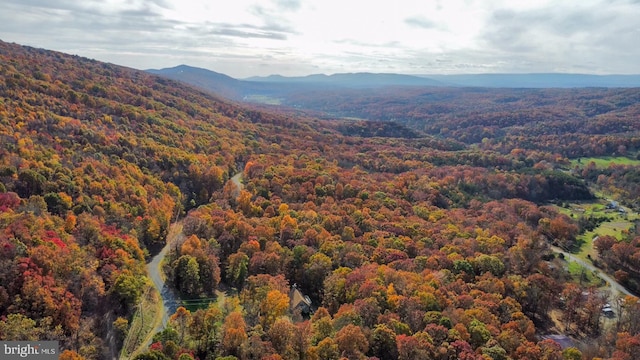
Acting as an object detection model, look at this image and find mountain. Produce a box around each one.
[147,64,244,99]
[147,66,445,102]
[246,72,445,87]
[148,66,640,107]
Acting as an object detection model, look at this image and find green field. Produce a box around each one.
[554,200,637,261]
[576,224,627,260]
[571,156,640,168]
[566,261,604,287]
[244,94,282,105]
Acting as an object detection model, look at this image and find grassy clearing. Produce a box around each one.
[554,200,637,262]
[570,156,640,168]
[181,300,212,313]
[566,261,604,287]
[555,200,610,219]
[120,285,163,359]
[243,94,282,105]
[575,220,632,260]
[599,221,633,239]
[575,231,599,260]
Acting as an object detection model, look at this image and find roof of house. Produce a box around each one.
[290,286,312,310]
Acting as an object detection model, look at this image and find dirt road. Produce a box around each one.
[551,246,633,299]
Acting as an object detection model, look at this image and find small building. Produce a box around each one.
[602,305,615,318]
[289,284,312,316]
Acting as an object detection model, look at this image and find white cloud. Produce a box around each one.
[0,0,639,77]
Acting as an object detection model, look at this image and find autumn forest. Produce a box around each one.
[1,40,640,360]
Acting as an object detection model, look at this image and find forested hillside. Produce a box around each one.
[282,87,640,157]
[0,40,261,357]
[1,40,640,360]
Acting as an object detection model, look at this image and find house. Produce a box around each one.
[289,284,312,316]
[602,304,615,318]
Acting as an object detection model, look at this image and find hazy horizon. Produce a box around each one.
[150,63,640,80]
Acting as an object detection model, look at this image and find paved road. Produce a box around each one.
[147,224,183,329]
[144,172,243,340]
[147,172,243,329]
[551,246,633,298]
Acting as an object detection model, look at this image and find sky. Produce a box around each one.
[1,0,639,78]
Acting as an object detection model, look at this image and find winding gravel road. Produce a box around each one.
[147,172,243,330]
[124,171,245,357]
[551,246,633,298]
[147,225,183,329]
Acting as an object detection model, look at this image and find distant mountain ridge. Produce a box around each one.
[245,72,445,87]
[146,65,640,104]
[146,65,447,102]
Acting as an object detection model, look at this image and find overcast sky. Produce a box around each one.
[1,0,639,78]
